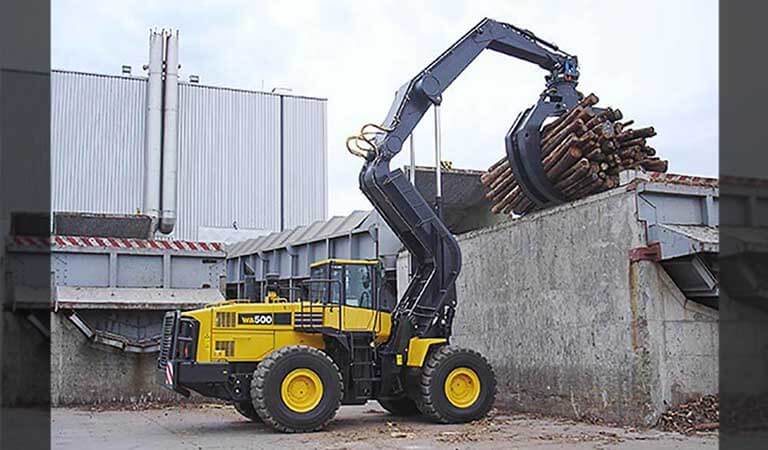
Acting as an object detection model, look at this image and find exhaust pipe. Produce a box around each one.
[159,30,179,234]
[143,30,163,228]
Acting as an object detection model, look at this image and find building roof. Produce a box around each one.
[226,210,372,258]
[52,69,327,102]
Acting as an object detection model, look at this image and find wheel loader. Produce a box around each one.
[159,17,584,432]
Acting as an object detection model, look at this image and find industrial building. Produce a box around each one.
[51,68,327,242]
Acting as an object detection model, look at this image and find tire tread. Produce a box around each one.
[251,345,342,433]
[415,345,496,423]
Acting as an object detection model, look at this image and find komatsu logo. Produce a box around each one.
[238,313,273,325]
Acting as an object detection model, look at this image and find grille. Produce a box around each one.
[215,311,236,328]
[294,312,324,328]
[215,340,235,357]
[157,312,177,369]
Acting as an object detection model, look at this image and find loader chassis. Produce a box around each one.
[160,17,584,432]
[160,260,393,405]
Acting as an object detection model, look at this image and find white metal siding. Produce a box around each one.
[51,71,147,215]
[173,83,282,241]
[51,71,327,241]
[283,96,328,229]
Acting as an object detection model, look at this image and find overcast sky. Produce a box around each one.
[52,0,718,218]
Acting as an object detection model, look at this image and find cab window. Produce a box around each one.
[345,265,373,308]
[308,266,326,302]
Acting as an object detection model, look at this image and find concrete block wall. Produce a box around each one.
[50,311,182,406]
[445,188,718,426]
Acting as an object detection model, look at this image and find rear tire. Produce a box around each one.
[377,395,420,416]
[251,345,342,433]
[416,345,496,423]
[233,399,262,422]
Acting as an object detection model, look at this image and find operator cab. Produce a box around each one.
[307,259,379,309]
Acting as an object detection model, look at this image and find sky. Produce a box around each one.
[52,0,719,218]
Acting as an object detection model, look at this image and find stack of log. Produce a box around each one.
[480,93,668,215]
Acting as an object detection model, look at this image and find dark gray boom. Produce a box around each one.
[349,17,582,394]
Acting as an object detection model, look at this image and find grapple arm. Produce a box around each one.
[348,19,582,395]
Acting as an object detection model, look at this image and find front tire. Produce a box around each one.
[251,345,342,433]
[416,345,496,423]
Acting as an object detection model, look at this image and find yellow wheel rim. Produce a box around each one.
[444,367,481,409]
[281,368,324,413]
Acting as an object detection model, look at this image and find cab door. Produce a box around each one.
[342,264,378,331]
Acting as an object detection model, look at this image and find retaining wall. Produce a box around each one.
[50,311,183,406]
[422,188,717,426]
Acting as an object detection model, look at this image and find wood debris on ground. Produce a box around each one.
[382,421,414,439]
[657,395,719,434]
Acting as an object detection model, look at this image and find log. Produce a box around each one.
[547,146,583,180]
[558,158,590,181]
[543,135,580,171]
[641,159,669,172]
[482,92,665,216]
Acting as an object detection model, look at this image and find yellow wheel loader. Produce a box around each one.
[159,259,494,432]
[160,17,585,433]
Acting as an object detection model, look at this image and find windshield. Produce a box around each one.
[308,266,326,302]
[307,264,341,304]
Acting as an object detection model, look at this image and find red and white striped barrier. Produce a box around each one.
[165,361,174,385]
[9,235,223,253]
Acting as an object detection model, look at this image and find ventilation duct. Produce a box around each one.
[143,30,163,228]
[160,31,179,234]
[143,29,180,235]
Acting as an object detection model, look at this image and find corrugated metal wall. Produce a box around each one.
[51,71,147,215]
[283,96,328,229]
[174,83,281,241]
[51,70,328,241]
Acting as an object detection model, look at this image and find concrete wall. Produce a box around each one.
[440,188,716,426]
[50,311,182,406]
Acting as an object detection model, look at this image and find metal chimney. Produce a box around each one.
[143,30,163,229]
[159,30,179,234]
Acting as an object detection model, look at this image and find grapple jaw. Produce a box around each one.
[505,79,582,209]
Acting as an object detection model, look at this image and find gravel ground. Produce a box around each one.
[51,403,717,449]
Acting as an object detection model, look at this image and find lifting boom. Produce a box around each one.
[348,18,582,392]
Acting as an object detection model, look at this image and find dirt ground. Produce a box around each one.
[51,403,717,449]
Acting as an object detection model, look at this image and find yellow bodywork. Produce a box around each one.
[405,337,447,367]
[182,301,392,363]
